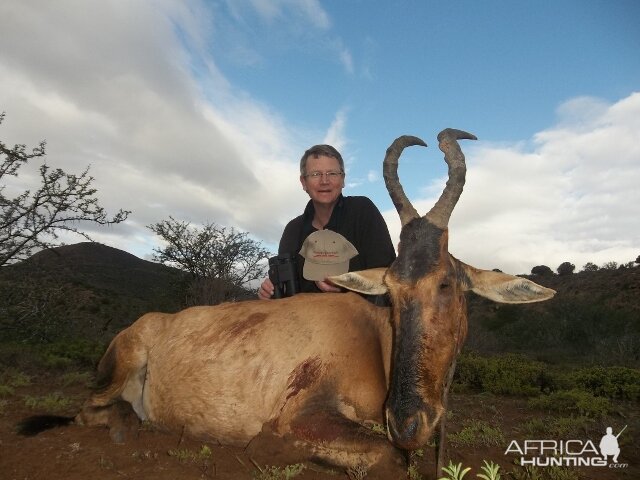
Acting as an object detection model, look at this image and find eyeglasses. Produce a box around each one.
[303,170,344,181]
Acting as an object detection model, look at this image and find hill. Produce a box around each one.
[466,267,640,366]
[0,242,186,342]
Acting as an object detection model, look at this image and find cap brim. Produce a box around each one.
[303,260,350,281]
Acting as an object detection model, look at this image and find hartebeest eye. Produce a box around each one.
[439,283,450,290]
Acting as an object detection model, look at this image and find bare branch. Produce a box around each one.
[148,217,271,304]
[0,112,130,266]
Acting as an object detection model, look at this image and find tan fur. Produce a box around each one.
[75,293,397,470]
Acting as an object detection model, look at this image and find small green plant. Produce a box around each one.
[508,461,579,480]
[477,460,501,480]
[132,450,158,461]
[24,392,73,411]
[407,449,425,480]
[0,385,15,397]
[167,444,212,463]
[448,420,505,447]
[253,463,305,480]
[367,422,387,435]
[521,417,546,436]
[0,369,32,388]
[407,461,423,480]
[438,461,471,480]
[508,464,542,480]
[411,449,424,459]
[545,465,580,480]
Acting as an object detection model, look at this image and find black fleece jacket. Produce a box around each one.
[278,195,396,294]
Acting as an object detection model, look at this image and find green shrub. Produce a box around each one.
[546,416,593,437]
[569,366,640,401]
[528,389,611,418]
[42,354,74,369]
[40,340,106,367]
[60,371,93,387]
[454,353,553,396]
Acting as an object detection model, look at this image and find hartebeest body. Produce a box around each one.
[19,129,555,475]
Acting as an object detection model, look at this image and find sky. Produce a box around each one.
[1,0,638,275]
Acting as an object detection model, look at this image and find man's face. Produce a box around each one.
[300,155,345,207]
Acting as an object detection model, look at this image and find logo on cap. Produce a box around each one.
[299,230,358,281]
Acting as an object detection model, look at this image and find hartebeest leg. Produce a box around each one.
[246,409,407,477]
[436,359,458,475]
[75,401,140,443]
[74,331,149,443]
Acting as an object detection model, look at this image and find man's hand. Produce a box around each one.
[258,278,275,300]
[315,279,341,293]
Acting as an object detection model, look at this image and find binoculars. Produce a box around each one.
[268,254,300,298]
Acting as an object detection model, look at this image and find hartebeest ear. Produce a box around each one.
[328,268,388,295]
[458,261,556,304]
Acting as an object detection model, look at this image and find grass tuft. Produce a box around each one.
[24,392,73,411]
[253,463,305,480]
[167,444,212,463]
[448,420,505,447]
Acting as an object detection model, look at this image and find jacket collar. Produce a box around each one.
[301,194,345,238]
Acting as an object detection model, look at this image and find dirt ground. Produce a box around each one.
[1,374,638,480]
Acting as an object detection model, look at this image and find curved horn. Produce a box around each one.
[424,128,477,229]
[383,135,427,227]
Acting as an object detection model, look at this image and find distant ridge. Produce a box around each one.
[0,242,186,339]
[25,242,157,269]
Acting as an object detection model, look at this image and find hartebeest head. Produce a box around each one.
[332,129,555,451]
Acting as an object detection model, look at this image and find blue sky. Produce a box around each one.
[208,0,639,201]
[0,0,638,274]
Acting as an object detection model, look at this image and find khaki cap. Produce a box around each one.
[299,230,358,281]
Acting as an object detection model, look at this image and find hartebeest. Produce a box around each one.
[19,129,555,476]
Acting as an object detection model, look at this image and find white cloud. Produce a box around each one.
[383,93,640,274]
[244,0,331,29]
[323,109,349,153]
[339,46,355,75]
[0,0,310,258]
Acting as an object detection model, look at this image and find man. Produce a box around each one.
[258,144,395,299]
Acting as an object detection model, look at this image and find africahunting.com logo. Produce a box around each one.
[505,425,629,469]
